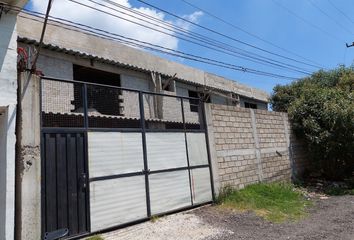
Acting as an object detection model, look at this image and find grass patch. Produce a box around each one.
[217,183,311,223]
[86,235,104,240]
[150,215,161,223]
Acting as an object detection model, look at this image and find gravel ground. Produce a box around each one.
[101,209,232,240]
[96,195,354,240]
[195,195,354,240]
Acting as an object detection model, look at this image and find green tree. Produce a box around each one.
[270,66,354,180]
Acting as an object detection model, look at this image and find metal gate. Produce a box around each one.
[41,132,90,237]
[40,76,214,238]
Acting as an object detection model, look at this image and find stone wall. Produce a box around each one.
[206,104,309,191]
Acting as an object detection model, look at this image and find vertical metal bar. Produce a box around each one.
[39,77,43,130]
[139,92,151,217]
[82,84,91,230]
[83,131,91,231]
[201,102,216,202]
[181,98,194,205]
[39,77,46,238]
[83,84,89,129]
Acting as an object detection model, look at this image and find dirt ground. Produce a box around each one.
[98,195,354,240]
[195,195,354,240]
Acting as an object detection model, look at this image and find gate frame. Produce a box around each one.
[40,76,215,239]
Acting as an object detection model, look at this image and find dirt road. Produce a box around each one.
[195,195,354,240]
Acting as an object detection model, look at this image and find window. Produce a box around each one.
[244,102,257,109]
[72,65,123,116]
[188,90,199,112]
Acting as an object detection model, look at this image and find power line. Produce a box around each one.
[31,0,54,70]
[327,0,354,25]
[308,0,354,35]
[13,7,300,80]
[271,0,346,43]
[179,0,324,69]
[136,0,324,69]
[82,0,312,75]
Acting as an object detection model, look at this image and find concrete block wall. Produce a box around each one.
[284,115,311,177]
[35,51,203,124]
[121,74,152,119]
[206,104,309,191]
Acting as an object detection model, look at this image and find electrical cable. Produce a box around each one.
[137,0,326,69]
[308,0,354,35]
[12,9,300,80]
[271,0,346,43]
[80,0,312,75]
[179,0,324,69]
[327,0,354,25]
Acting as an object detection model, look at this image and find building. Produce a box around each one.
[0,4,311,240]
[0,2,27,240]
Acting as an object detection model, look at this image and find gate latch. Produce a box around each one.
[80,173,87,190]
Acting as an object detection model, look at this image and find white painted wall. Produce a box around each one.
[0,12,19,240]
[0,108,8,240]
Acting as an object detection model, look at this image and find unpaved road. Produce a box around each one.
[195,195,354,240]
[99,195,354,240]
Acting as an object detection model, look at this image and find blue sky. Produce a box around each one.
[26,0,354,93]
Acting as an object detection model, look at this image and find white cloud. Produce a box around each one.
[29,0,203,50]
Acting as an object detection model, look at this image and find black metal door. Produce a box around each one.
[42,132,90,238]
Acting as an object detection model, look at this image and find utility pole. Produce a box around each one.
[346,42,354,48]
[31,0,54,71]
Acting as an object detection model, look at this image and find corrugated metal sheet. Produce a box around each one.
[18,37,268,102]
[90,176,147,231]
[146,133,188,171]
[149,170,191,215]
[191,168,213,204]
[186,133,209,166]
[88,132,144,178]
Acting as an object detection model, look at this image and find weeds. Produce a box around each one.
[217,183,311,223]
[86,235,104,240]
[150,215,161,223]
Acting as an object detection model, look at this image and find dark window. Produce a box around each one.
[244,102,257,109]
[188,90,199,112]
[161,78,175,92]
[72,65,123,115]
[200,92,211,103]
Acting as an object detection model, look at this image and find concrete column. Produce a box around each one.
[15,73,41,240]
[250,109,263,182]
[204,104,220,196]
[282,113,296,180]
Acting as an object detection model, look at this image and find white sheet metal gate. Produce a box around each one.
[40,76,215,239]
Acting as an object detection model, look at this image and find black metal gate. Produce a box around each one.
[40,76,215,239]
[42,132,90,238]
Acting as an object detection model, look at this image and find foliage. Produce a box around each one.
[270,65,354,180]
[217,183,311,223]
[324,185,354,196]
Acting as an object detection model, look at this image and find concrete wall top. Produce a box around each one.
[16,14,268,102]
[204,73,268,101]
[2,0,28,8]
